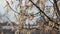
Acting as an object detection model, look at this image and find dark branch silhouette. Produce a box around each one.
[29,0,53,22]
[49,0,54,4]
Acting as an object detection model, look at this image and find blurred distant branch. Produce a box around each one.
[29,0,53,22]
[53,0,60,17]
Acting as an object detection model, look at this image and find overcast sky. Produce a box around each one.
[0,0,54,24]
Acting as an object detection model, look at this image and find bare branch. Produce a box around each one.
[53,0,60,17]
[49,0,54,4]
[29,0,53,22]
[5,0,20,14]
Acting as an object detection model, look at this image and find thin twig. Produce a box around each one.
[5,0,20,14]
[49,0,54,4]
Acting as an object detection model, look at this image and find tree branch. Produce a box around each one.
[5,0,20,14]
[53,0,60,17]
[49,0,54,4]
[29,0,53,22]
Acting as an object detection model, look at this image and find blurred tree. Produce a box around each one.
[1,0,60,34]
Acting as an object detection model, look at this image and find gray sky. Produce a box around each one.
[0,0,54,24]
